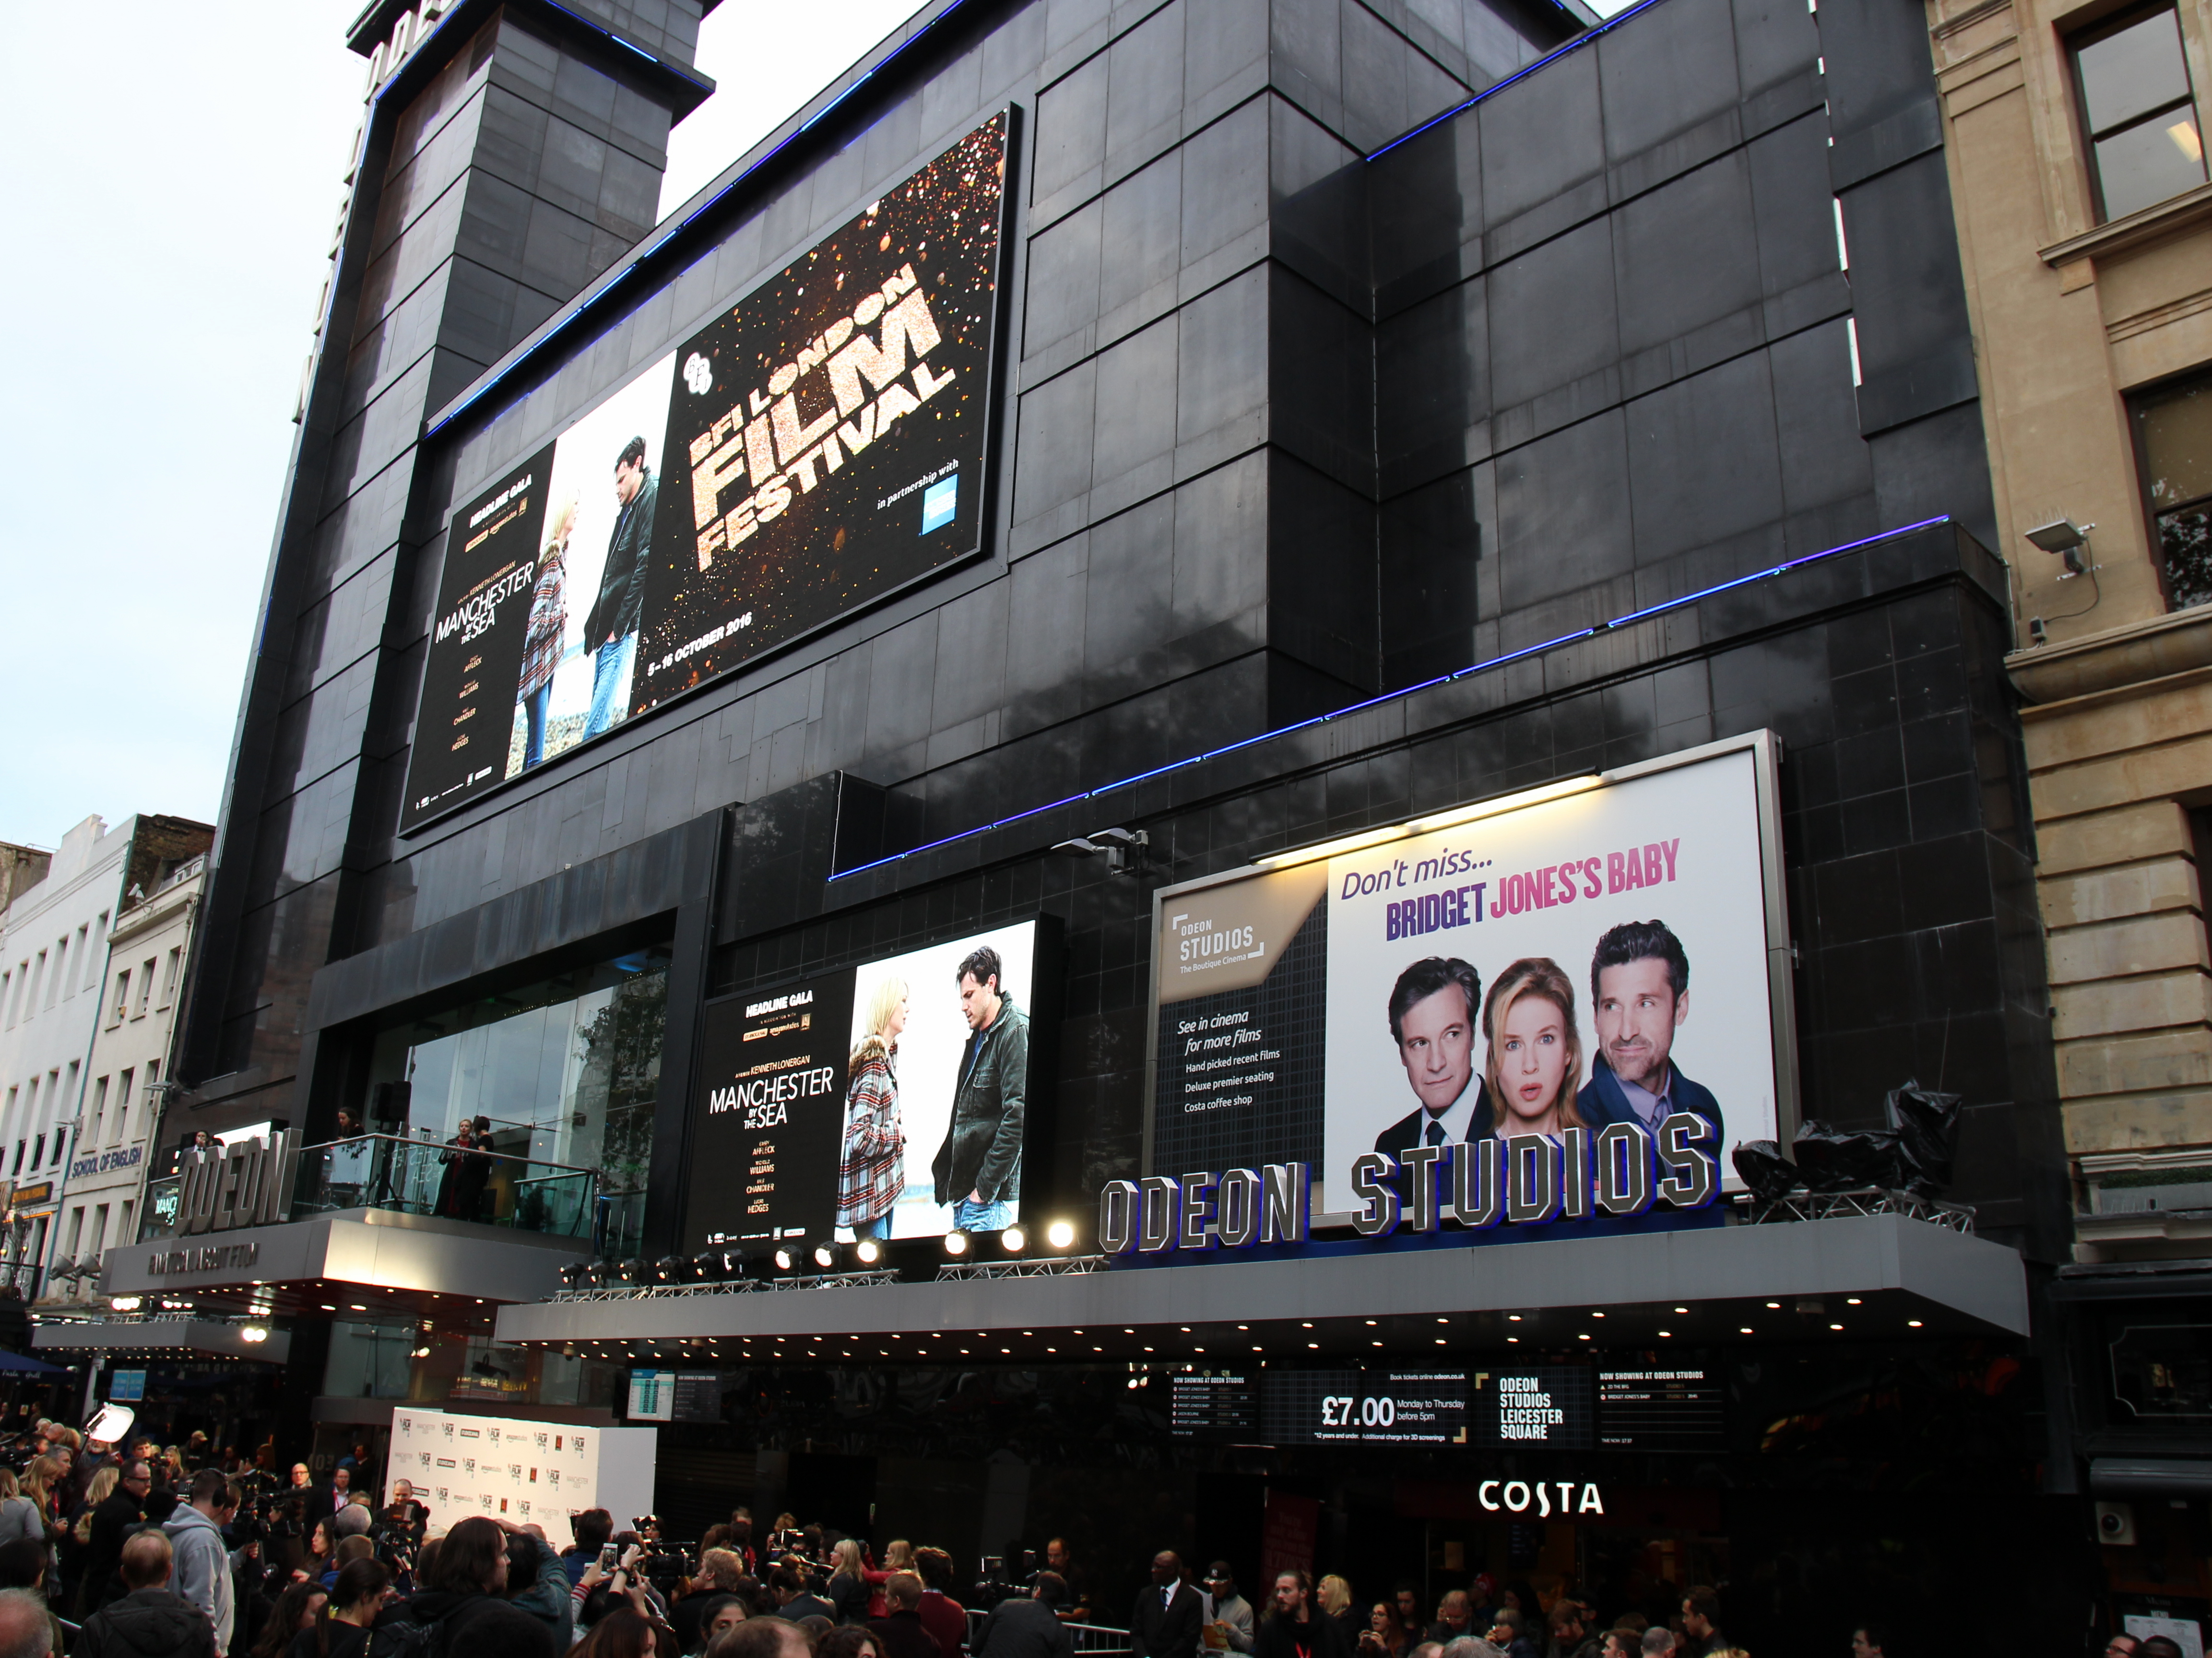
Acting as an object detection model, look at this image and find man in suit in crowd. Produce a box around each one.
[1373,957,1492,1159]
[1575,920,1723,1147]
[1129,1551,1203,1658]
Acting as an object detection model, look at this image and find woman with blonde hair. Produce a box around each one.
[836,976,910,1241]
[518,498,577,773]
[1318,1577,1361,1645]
[1482,957,1589,1138]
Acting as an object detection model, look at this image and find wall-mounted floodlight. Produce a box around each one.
[1051,827,1152,877]
[2024,518,2091,576]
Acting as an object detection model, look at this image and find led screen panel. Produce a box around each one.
[1147,736,1789,1211]
[685,919,1038,1251]
[399,113,1011,834]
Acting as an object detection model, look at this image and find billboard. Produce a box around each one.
[385,1407,654,1533]
[684,919,1038,1251]
[399,112,1012,833]
[1145,734,1792,1224]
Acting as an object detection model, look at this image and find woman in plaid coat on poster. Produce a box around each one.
[838,977,910,1241]
[518,499,574,772]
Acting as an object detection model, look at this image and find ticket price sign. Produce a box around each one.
[1265,1371,1469,1445]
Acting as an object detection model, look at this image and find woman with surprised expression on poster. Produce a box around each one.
[838,976,910,1242]
[1480,958,1591,1140]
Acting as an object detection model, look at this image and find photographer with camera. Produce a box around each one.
[564,1513,615,1590]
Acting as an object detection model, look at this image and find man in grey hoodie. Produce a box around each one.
[162,1472,239,1656]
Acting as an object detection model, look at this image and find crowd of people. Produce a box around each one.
[0,1415,2179,1658]
[1125,1555,1754,1658]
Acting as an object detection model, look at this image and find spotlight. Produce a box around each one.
[558,1263,585,1289]
[1045,1219,1076,1250]
[811,1243,836,1269]
[110,1296,142,1313]
[944,1231,970,1257]
[653,1255,686,1283]
[854,1238,882,1265]
[772,1245,797,1270]
[1000,1225,1027,1253]
[581,1262,608,1289]
[616,1259,645,1285]
[239,1326,269,1345]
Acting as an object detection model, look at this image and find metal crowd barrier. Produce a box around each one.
[963,1611,1130,1654]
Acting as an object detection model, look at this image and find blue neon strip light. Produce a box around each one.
[1364,0,1674,162]
[424,0,1662,442]
[826,515,1954,883]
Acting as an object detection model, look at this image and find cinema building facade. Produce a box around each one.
[132,0,2128,1646]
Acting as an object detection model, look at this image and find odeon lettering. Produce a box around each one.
[1100,1112,1717,1255]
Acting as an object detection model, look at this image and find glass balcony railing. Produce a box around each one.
[297,1134,598,1237]
[140,1137,600,1242]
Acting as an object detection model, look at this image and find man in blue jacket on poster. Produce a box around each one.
[1576,919,1723,1146]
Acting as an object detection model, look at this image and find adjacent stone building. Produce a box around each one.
[1928,0,2212,1608]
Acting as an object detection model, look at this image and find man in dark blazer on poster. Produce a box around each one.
[1130,1552,1204,1658]
[1576,919,1724,1145]
[1372,957,1493,1157]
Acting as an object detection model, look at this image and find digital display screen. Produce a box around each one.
[1596,1367,1726,1449]
[685,920,1037,1249]
[1263,1370,1470,1445]
[1471,1367,1594,1448]
[1169,1372,1258,1440]
[399,113,1011,834]
[627,1371,729,1424]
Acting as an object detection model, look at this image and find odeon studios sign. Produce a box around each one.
[1097,1113,1719,1254]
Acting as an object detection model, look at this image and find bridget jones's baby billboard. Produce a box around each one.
[1146,734,1794,1225]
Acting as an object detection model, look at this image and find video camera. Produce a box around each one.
[970,1548,1035,1613]
[625,1517,694,1593]
[229,1470,301,1549]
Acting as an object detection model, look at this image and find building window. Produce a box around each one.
[86,917,106,991]
[135,959,154,1018]
[2072,3,2208,222]
[118,1200,134,1247]
[87,1077,107,1146]
[2133,368,2212,610]
[160,947,182,1008]
[110,971,129,1027]
[45,940,64,1008]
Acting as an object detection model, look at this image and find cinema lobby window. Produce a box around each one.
[2131,368,2212,611]
[355,947,669,1259]
[2070,2,2207,221]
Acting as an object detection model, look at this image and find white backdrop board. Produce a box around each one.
[386,1406,656,1539]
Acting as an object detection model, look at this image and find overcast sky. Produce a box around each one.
[0,0,916,854]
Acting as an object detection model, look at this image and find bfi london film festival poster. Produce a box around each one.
[1151,743,1782,1213]
[684,922,1036,1253]
[634,110,1012,711]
